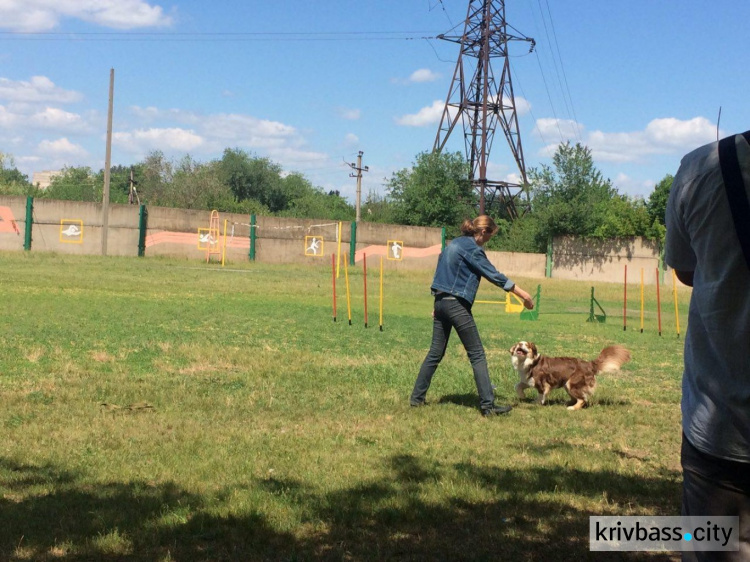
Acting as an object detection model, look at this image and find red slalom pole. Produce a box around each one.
[656,268,662,336]
[363,252,369,328]
[331,253,337,322]
[623,265,628,331]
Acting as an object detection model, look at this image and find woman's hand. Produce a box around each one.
[513,287,534,310]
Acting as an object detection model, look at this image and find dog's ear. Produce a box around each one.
[530,342,538,357]
[509,344,517,354]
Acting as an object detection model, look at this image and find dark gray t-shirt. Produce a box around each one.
[665,134,750,463]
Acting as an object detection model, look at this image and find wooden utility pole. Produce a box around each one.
[102,68,114,255]
[348,151,369,222]
[128,167,140,205]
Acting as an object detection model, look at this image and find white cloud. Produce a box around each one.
[337,107,361,120]
[343,133,359,147]
[113,127,204,153]
[533,116,717,166]
[126,107,305,151]
[513,96,531,117]
[0,0,173,32]
[534,118,584,142]
[200,113,300,148]
[612,173,656,198]
[0,76,82,104]
[129,105,161,122]
[37,137,88,158]
[643,117,716,148]
[0,102,93,135]
[589,117,716,163]
[409,69,440,83]
[29,107,92,133]
[395,100,445,127]
[110,108,332,173]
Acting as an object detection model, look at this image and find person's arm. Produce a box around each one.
[664,162,697,287]
[469,247,533,309]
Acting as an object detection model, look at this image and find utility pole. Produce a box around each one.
[433,0,534,218]
[128,166,140,205]
[102,68,114,255]
[348,151,369,222]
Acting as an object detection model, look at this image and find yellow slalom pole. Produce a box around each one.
[379,256,384,331]
[672,270,681,338]
[344,253,352,325]
[336,221,343,279]
[640,268,644,333]
[221,219,228,266]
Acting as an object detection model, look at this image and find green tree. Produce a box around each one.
[362,190,395,223]
[387,151,475,231]
[0,152,35,196]
[162,156,233,210]
[528,142,617,248]
[592,195,652,239]
[43,167,100,202]
[138,151,174,206]
[646,174,673,228]
[486,214,542,253]
[278,173,354,220]
[217,148,287,211]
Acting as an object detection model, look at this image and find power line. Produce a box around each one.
[542,0,581,142]
[511,67,555,159]
[534,50,566,144]
[0,30,441,42]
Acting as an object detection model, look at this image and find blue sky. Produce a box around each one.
[1,0,748,204]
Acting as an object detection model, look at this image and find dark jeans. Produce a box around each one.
[410,296,496,410]
[681,433,750,561]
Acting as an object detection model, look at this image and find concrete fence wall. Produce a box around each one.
[0,195,682,285]
[551,236,685,287]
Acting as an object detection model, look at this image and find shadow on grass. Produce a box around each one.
[1,455,681,561]
[437,393,482,408]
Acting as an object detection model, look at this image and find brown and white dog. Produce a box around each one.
[509,341,631,410]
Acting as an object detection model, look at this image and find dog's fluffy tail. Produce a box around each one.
[595,345,631,373]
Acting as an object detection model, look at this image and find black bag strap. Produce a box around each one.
[718,130,750,270]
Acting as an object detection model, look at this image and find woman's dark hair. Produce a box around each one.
[460,215,499,237]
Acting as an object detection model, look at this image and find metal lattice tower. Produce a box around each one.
[433,0,534,218]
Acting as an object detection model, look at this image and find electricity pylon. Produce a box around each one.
[433,0,534,219]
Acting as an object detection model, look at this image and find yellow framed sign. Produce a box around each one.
[387,240,404,261]
[60,219,84,244]
[305,236,324,257]
[197,227,219,250]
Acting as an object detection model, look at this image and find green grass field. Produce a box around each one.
[0,252,691,561]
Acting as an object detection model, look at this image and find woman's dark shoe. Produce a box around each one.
[481,404,512,416]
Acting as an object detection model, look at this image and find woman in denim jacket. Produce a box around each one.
[410,215,534,416]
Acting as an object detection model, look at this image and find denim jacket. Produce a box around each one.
[430,235,515,305]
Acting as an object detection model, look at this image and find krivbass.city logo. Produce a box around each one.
[590,516,739,552]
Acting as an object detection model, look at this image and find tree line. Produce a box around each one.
[0,143,673,253]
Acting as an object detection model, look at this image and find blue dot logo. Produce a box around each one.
[684,533,693,541]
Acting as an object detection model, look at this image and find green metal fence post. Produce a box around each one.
[441,227,446,251]
[349,221,357,266]
[137,204,148,257]
[545,237,553,278]
[249,214,256,261]
[24,196,33,251]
